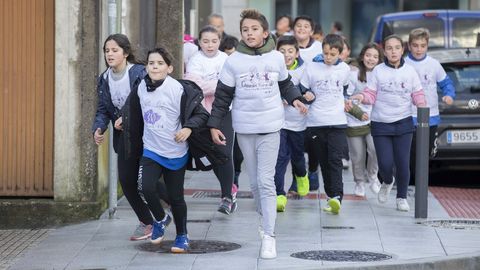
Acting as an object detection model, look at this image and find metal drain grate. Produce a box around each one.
[419,219,480,230]
[0,229,51,270]
[136,240,241,254]
[192,191,253,199]
[291,250,392,262]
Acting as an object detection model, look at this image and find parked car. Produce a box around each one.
[370,10,480,49]
[430,48,480,165]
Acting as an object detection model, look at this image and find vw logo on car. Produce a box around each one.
[468,99,479,110]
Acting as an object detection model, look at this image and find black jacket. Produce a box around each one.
[122,78,228,171]
[92,64,146,152]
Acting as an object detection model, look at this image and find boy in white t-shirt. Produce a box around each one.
[299,34,350,215]
[208,9,307,259]
[405,27,455,182]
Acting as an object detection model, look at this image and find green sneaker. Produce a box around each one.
[276,195,287,212]
[327,198,341,215]
[295,174,310,196]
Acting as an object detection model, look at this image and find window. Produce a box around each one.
[452,18,480,48]
[383,18,444,48]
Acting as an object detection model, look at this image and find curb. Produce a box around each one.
[292,252,480,270]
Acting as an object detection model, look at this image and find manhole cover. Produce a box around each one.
[419,219,480,230]
[322,226,355,230]
[136,240,241,254]
[291,250,392,262]
[192,191,253,199]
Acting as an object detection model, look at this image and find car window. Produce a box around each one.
[452,18,480,48]
[382,18,444,47]
[442,64,480,94]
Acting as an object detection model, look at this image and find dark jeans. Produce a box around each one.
[305,133,319,172]
[373,133,413,199]
[138,157,187,235]
[274,129,307,195]
[212,111,234,199]
[307,127,346,201]
[117,132,154,225]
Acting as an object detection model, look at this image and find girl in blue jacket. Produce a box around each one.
[92,34,155,241]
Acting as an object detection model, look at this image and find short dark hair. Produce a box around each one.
[333,21,343,31]
[199,25,221,40]
[240,9,269,32]
[322,34,344,53]
[276,35,299,51]
[275,15,293,29]
[220,35,239,51]
[293,15,315,30]
[147,46,173,66]
[342,36,351,51]
[314,24,323,35]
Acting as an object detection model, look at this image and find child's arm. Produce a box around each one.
[279,76,308,114]
[184,73,217,97]
[298,84,315,104]
[207,81,235,145]
[437,75,455,105]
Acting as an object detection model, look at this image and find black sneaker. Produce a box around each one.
[217,197,233,215]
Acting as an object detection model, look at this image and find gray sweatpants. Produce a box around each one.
[346,133,379,183]
[237,132,280,237]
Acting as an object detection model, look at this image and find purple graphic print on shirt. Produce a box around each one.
[144,109,161,124]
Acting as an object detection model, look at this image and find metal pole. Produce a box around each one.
[415,107,430,219]
[107,0,121,219]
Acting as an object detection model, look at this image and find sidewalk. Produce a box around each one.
[9,165,480,270]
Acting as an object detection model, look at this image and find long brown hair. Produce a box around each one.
[357,43,384,83]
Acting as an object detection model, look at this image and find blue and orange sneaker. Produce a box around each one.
[150,215,172,244]
[171,234,189,253]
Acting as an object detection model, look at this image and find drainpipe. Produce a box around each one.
[107,0,122,219]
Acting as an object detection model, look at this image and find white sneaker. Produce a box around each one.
[378,180,394,204]
[354,182,366,197]
[370,179,381,194]
[260,235,277,259]
[396,198,410,212]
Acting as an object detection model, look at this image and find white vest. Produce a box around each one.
[108,64,132,110]
[299,40,323,64]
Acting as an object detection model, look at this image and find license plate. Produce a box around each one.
[447,129,480,144]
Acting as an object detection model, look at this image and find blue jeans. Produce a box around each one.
[274,129,307,195]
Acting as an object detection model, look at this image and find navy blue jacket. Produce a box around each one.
[91,64,147,152]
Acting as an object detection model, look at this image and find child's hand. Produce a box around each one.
[210,128,227,146]
[303,91,315,102]
[94,128,105,145]
[175,128,192,143]
[344,100,353,112]
[114,117,123,131]
[293,99,308,115]
[361,113,369,121]
[442,96,453,105]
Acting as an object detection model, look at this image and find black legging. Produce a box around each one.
[117,132,154,225]
[233,133,243,187]
[137,157,187,235]
[213,111,234,199]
